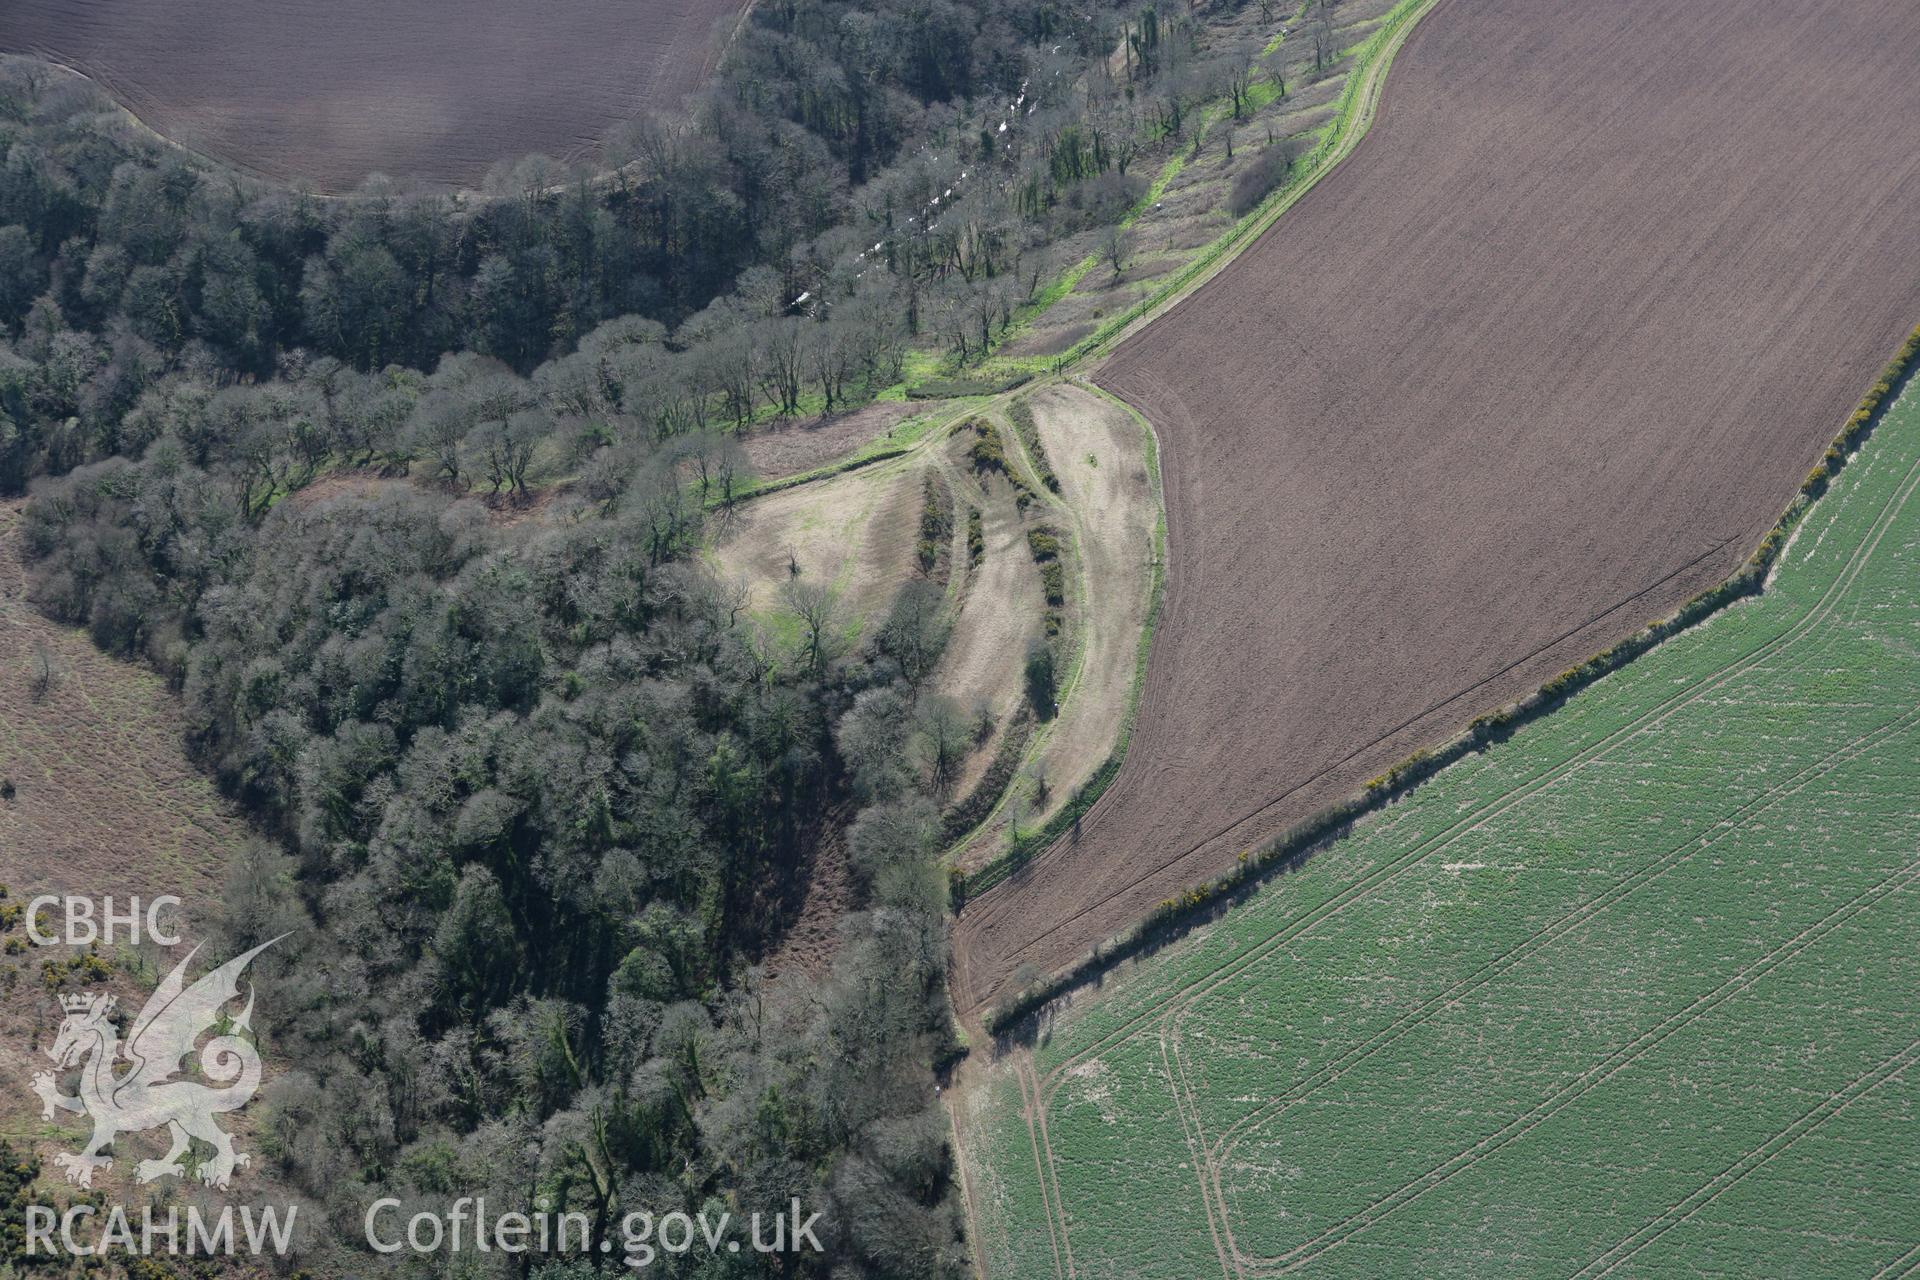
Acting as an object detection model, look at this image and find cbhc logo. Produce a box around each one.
[25,896,184,947]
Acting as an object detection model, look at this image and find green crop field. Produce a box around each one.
[955,381,1920,1280]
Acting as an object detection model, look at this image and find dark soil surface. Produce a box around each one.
[0,0,745,190]
[741,402,920,480]
[999,323,1094,360]
[953,0,1920,1014]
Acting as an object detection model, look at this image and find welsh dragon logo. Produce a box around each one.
[31,938,280,1190]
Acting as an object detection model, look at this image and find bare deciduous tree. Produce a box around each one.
[782,577,841,673]
[1310,0,1338,76]
[914,694,972,796]
[481,410,541,497]
[1227,38,1261,118]
[29,640,56,702]
[719,576,752,629]
[755,316,808,419]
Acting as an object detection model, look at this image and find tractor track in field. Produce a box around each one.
[1014,1052,1074,1280]
[1179,709,1920,1275]
[1036,424,1920,1103]
[1192,705,1920,1276]
[1198,703,1920,1163]
[1041,412,1920,1087]
[1565,1038,1920,1280]
[1869,1241,1920,1280]
[965,526,1740,982]
[1240,854,1920,1272]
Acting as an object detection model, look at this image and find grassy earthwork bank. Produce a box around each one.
[952,382,1166,900]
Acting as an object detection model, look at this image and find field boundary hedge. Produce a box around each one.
[982,321,1920,1036]
[952,1,1470,888]
[719,0,1435,518]
[717,401,973,507]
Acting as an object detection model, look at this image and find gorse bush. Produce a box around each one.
[968,418,1008,473]
[941,714,1033,843]
[1026,525,1063,562]
[1024,637,1058,718]
[1040,561,1067,606]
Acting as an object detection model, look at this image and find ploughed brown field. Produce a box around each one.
[0,0,745,191]
[954,0,1920,1014]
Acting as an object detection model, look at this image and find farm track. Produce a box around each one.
[955,0,1920,1014]
[1014,1054,1074,1280]
[1003,399,1920,1278]
[1565,1038,1920,1280]
[1157,1032,1239,1280]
